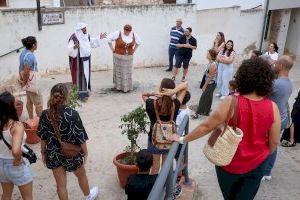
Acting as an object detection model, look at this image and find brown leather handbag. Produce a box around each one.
[49,112,82,158]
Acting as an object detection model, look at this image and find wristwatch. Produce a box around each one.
[179,136,185,144]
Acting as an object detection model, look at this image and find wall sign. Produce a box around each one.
[41,11,65,25]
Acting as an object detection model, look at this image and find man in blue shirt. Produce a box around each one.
[166,19,184,72]
[263,55,294,181]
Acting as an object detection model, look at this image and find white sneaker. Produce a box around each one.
[262,175,272,181]
[215,93,221,97]
[220,96,226,100]
[85,186,99,200]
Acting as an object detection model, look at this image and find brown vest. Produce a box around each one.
[114,32,136,55]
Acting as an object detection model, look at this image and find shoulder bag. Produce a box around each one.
[49,111,82,158]
[203,95,243,166]
[152,100,176,150]
[0,133,37,165]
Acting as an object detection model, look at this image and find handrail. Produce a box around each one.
[0,46,24,58]
[148,115,191,200]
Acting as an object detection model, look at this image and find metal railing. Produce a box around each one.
[0,46,24,58]
[148,115,191,200]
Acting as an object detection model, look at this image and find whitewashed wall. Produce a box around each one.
[0,5,264,82]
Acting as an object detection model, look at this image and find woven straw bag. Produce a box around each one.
[152,99,176,150]
[203,96,243,166]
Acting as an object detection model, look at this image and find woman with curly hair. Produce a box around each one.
[171,58,281,199]
[37,83,98,200]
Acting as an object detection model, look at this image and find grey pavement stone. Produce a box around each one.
[4,63,300,200]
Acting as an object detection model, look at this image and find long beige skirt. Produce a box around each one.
[113,53,133,92]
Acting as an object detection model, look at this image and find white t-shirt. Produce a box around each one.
[176,107,192,128]
[265,51,278,61]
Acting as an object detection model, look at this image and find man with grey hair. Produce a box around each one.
[263,55,294,181]
[166,18,184,72]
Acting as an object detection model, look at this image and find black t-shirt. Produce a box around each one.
[125,174,158,200]
[145,98,181,136]
[177,35,197,58]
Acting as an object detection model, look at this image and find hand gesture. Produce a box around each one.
[13,158,24,166]
[161,88,174,96]
[74,42,80,49]
[100,32,107,39]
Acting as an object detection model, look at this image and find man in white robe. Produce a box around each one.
[67,22,106,100]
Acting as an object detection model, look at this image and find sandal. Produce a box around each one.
[281,141,296,147]
[191,113,199,119]
[172,76,176,81]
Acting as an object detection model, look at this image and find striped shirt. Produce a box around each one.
[169,26,184,48]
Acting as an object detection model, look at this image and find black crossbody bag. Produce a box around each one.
[0,133,37,164]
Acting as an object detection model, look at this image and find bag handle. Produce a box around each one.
[221,95,238,136]
[48,111,62,142]
[0,132,12,150]
[154,99,175,122]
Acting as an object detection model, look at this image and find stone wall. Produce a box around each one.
[0,5,265,82]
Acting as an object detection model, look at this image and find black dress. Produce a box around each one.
[145,98,180,154]
[37,107,88,172]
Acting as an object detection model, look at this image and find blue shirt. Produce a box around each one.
[169,26,184,49]
[269,77,293,122]
[19,49,38,72]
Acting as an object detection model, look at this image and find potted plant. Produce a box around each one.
[113,105,149,189]
[68,86,81,109]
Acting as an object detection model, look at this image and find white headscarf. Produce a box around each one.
[75,23,91,58]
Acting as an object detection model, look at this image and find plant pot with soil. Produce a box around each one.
[113,105,149,189]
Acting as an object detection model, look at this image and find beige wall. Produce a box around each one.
[0,5,265,82]
[285,8,300,60]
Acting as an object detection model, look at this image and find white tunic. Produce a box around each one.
[107,30,142,45]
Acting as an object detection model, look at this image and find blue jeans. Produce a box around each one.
[217,63,233,96]
[168,47,177,70]
[264,116,288,176]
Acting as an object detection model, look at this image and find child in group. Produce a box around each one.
[172,91,191,199]
[176,91,192,127]
[228,80,237,95]
[125,149,157,200]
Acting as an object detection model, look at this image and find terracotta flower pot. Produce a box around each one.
[15,100,23,118]
[24,117,41,144]
[113,152,139,189]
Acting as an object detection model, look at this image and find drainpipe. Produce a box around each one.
[259,0,270,51]
[36,0,42,31]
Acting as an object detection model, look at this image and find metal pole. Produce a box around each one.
[259,0,270,51]
[183,119,191,185]
[165,168,174,200]
[36,0,42,31]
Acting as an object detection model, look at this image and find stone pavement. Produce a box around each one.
[3,63,300,200]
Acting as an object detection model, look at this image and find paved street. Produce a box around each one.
[4,63,300,200]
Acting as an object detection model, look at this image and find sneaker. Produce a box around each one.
[220,96,226,100]
[262,176,272,181]
[215,93,221,97]
[172,184,182,199]
[85,186,99,200]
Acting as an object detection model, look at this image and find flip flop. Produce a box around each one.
[281,141,296,147]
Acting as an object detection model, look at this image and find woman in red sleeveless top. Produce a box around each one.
[170,58,281,200]
[107,24,142,93]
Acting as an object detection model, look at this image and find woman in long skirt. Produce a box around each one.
[108,24,141,92]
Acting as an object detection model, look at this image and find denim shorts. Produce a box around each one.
[0,158,33,186]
